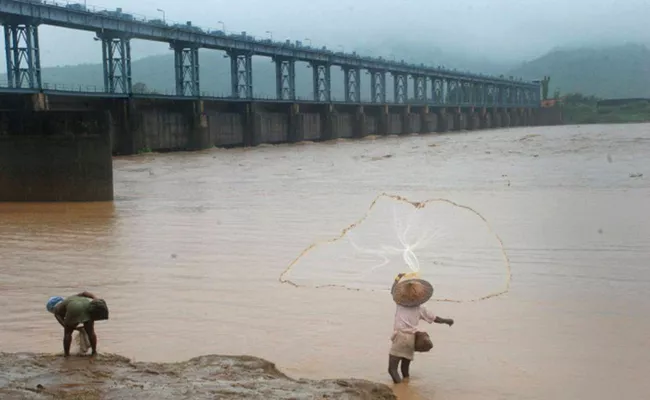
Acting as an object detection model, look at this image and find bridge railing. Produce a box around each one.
[0,80,540,107]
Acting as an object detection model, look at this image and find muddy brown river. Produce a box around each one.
[1,124,649,400]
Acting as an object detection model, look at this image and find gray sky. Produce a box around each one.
[3,0,650,68]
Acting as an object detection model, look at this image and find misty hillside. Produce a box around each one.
[509,44,650,99]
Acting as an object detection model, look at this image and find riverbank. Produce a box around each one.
[0,352,396,400]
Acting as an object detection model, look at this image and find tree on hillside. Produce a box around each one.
[133,82,148,94]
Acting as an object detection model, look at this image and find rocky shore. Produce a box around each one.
[0,352,396,399]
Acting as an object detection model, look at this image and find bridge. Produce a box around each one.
[0,1,560,202]
[0,0,540,106]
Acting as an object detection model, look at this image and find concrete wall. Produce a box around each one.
[388,114,401,134]
[258,112,288,143]
[366,115,378,135]
[208,112,243,147]
[301,113,321,141]
[138,108,190,150]
[0,134,113,201]
[337,114,354,138]
[409,114,421,133]
[36,95,551,154]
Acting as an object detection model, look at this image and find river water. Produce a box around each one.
[1,124,649,400]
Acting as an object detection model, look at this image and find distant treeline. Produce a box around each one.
[561,93,650,124]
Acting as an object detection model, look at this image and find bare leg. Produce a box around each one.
[63,326,74,357]
[83,320,97,355]
[400,358,411,379]
[388,355,402,383]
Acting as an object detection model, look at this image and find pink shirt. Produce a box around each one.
[391,304,437,339]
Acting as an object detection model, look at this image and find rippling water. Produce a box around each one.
[1,124,649,400]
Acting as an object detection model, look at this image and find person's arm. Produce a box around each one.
[434,316,454,326]
[420,306,454,326]
[54,301,67,327]
[76,291,97,299]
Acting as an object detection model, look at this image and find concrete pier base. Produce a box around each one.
[0,111,113,202]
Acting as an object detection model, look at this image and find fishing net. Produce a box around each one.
[279,193,511,303]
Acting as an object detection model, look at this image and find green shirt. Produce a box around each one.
[60,296,92,327]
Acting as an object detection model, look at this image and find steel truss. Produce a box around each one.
[392,73,407,103]
[3,21,41,89]
[228,51,253,98]
[369,70,386,103]
[342,66,360,102]
[100,34,132,94]
[274,57,295,100]
[413,75,426,103]
[310,62,331,102]
[173,44,199,96]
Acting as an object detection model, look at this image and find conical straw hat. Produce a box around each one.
[392,277,434,307]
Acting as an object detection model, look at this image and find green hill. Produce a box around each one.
[509,43,650,99]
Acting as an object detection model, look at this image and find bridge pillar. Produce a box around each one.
[320,104,338,141]
[436,109,449,133]
[501,110,511,127]
[369,70,386,103]
[310,62,331,102]
[452,109,465,131]
[342,66,361,103]
[0,107,113,201]
[467,110,479,130]
[172,43,200,97]
[243,102,262,146]
[273,57,296,101]
[189,100,210,150]
[392,73,407,104]
[377,104,389,135]
[491,109,502,128]
[98,33,132,94]
[510,110,519,127]
[3,21,42,89]
[288,103,304,143]
[480,109,492,129]
[228,51,253,99]
[400,105,412,134]
[420,106,436,133]
[354,105,368,138]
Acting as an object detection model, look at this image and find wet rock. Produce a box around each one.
[0,353,395,400]
[629,173,643,178]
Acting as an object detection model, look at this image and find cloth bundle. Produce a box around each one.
[75,327,91,354]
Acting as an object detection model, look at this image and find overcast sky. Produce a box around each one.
[3,0,650,68]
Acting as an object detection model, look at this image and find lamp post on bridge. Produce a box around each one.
[156,8,165,23]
